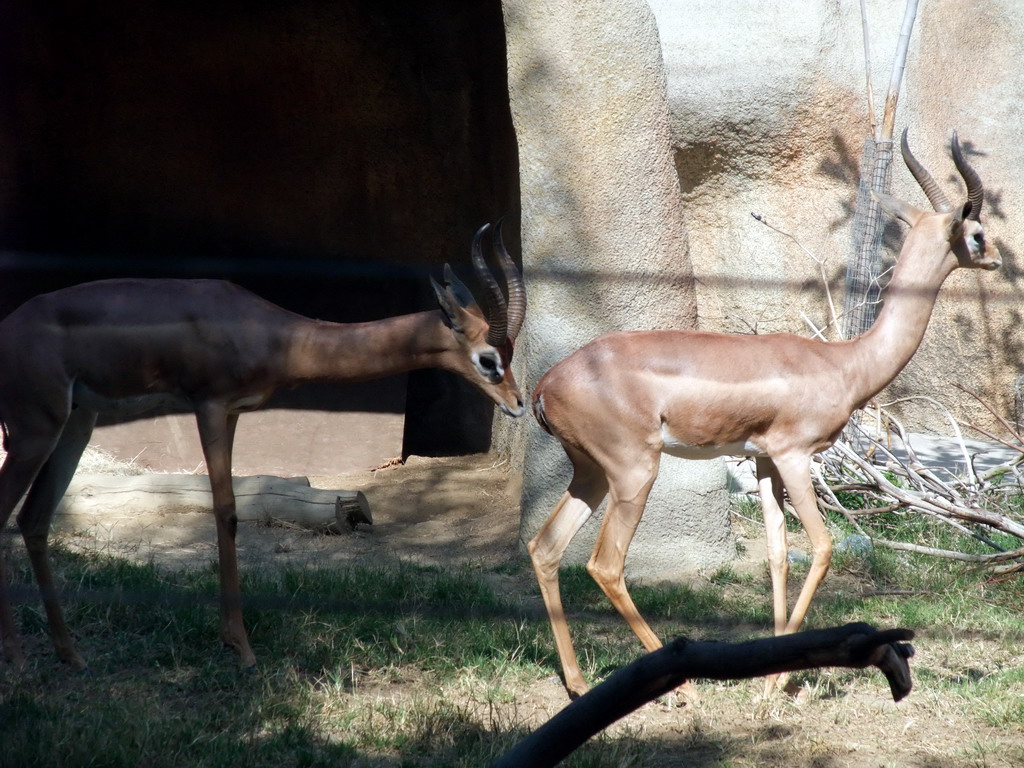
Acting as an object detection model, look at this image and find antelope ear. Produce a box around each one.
[431,275,465,333]
[945,202,968,240]
[443,264,478,310]
[872,190,922,226]
[958,200,972,224]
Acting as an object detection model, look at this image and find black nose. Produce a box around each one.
[502,394,526,418]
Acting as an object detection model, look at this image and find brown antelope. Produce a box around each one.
[529,130,1000,699]
[0,220,525,671]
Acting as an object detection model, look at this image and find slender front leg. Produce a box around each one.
[773,454,832,635]
[761,454,832,696]
[195,404,255,669]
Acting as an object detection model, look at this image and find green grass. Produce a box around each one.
[3,521,1024,767]
[0,546,654,768]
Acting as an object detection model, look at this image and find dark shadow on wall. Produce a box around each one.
[0,0,519,456]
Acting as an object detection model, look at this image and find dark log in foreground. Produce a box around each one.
[492,622,915,768]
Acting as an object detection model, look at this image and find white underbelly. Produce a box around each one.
[660,424,767,459]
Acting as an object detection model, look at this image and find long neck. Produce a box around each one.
[841,229,956,403]
[282,310,456,384]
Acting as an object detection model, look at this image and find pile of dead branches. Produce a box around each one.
[813,395,1024,575]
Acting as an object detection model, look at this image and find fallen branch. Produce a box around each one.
[811,398,1024,570]
[50,473,372,534]
[492,623,914,768]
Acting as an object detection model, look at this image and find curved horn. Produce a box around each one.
[900,128,952,212]
[951,131,984,221]
[470,222,509,348]
[492,218,526,344]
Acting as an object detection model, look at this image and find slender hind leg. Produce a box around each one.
[587,458,662,654]
[528,446,609,698]
[585,453,704,704]
[0,546,22,666]
[0,401,75,666]
[756,457,789,694]
[0,519,29,666]
[17,406,97,670]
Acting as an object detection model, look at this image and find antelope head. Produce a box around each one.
[431,220,527,417]
[874,128,1001,272]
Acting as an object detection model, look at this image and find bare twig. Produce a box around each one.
[812,400,1024,570]
[860,0,877,138]
[751,212,843,337]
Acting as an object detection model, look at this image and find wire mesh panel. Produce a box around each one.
[843,137,893,340]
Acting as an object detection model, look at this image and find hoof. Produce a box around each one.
[675,680,701,707]
[62,654,89,674]
[564,683,589,701]
[760,671,794,699]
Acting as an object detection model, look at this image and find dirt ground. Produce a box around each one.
[19,415,1024,766]
[54,451,524,575]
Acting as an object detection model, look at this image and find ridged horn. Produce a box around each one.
[470,222,509,348]
[900,128,952,212]
[951,131,984,221]
[492,218,526,344]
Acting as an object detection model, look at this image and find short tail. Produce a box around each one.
[532,392,553,436]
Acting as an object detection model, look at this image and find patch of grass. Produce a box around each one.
[708,564,752,587]
[1,545,658,767]
[4,523,1024,767]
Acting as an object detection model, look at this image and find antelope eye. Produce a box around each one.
[476,353,503,382]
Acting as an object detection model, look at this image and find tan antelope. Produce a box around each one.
[529,131,1000,699]
[0,220,525,671]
